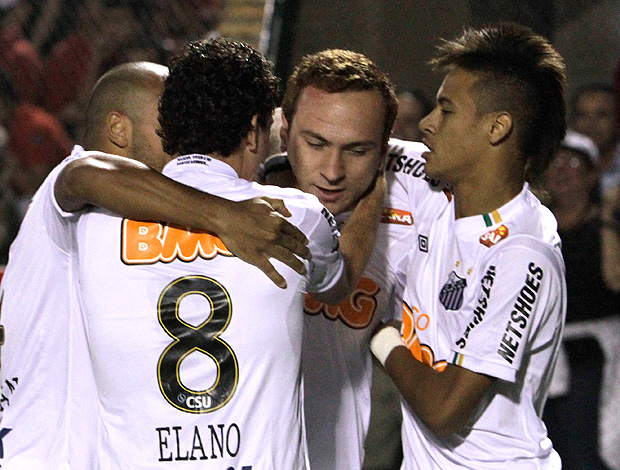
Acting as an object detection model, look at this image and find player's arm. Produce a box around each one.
[312,173,387,304]
[373,327,493,439]
[339,172,387,292]
[54,154,310,288]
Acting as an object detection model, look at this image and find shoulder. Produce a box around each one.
[486,235,565,287]
[499,188,562,253]
[387,138,428,157]
[385,138,449,202]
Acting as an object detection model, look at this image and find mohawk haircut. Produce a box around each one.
[281,49,397,151]
[430,23,566,181]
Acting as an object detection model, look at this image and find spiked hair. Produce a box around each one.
[431,23,566,181]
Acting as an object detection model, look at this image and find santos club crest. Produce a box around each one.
[439,271,467,310]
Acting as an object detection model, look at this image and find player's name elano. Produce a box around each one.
[156,423,251,467]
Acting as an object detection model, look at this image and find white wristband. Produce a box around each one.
[370,326,404,367]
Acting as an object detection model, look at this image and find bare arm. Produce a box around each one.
[54,154,310,288]
[380,329,493,438]
[312,173,386,304]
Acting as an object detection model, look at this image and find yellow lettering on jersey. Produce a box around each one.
[304,276,380,329]
[122,219,232,265]
[402,303,446,372]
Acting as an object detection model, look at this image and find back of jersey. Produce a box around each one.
[76,155,342,470]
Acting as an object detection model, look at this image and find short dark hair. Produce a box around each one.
[158,38,281,157]
[83,61,167,147]
[281,49,397,152]
[430,22,566,181]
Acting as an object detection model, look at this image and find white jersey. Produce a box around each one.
[397,151,566,469]
[0,146,99,469]
[302,139,430,469]
[77,155,344,470]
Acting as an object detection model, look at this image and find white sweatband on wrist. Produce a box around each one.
[371,326,404,367]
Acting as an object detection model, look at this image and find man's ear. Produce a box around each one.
[488,112,513,146]
[280,113,289,152]
[106,112,132,150]
[246,114,260,154]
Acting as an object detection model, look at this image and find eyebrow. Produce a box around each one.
[300,130,329,143]
[300,130,379,149]
[437,96,454,107]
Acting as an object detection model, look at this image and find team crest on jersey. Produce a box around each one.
[439,271,467,310]
[479,224,509,247]
[381,207,413,225]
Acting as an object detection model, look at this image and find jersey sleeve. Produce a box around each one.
[29,150,86,251]
[297,204,345,294]
[449,239,565,382]
[385,139,451,222]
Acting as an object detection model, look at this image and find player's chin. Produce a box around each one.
[323,197,352,216]
[423,160,441,180]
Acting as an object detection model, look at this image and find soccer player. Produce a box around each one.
[264,49,429,470]
[370,23,568,469]
[0,61,309,468]
[75,39,383,468]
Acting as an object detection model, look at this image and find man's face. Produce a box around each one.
[418,68,488,186]
[282,86,386,215]
[572,90,619,155]
[544,148,594,201]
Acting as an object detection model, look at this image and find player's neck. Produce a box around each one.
[452,175,523,220]
[210,150,259,182]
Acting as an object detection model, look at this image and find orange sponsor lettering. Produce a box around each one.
[402,303,446,371]
[122,219,232,265]
[381,207,413,226]
[304,276,380,329]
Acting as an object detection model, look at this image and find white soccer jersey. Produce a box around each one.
[302,139,434,469]
[76,154,344,470]
[398,171,566,469]
[0,146,100,469]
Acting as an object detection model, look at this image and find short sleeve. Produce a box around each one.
[450,240,565,382]
[301,205,345,294]
[25,153,86,252]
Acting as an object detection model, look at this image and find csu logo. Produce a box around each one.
[439,271,467,311]
[304,276,380,329]
[179,394,212,410]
